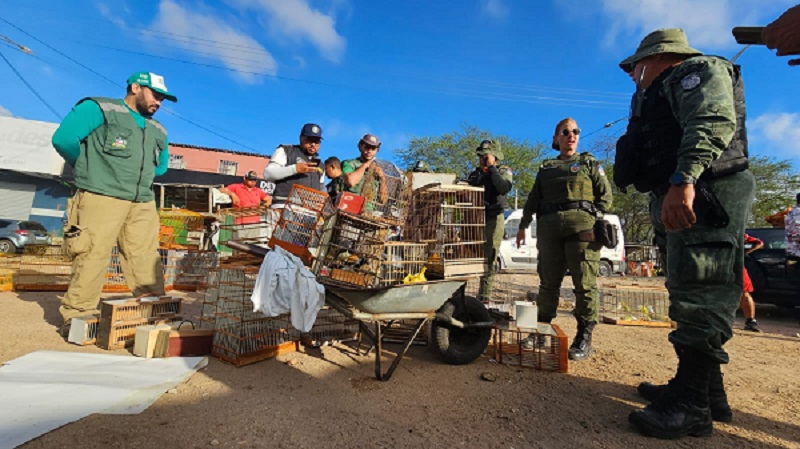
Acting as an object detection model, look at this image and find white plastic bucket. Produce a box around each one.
[515,301,538,329]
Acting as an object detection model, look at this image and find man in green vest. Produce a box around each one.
[51,71,177,337]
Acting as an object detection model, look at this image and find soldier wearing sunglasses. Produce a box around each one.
[263,123,325,207]
[517,117,612,362]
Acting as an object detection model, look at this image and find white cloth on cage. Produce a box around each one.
[250,246,325,332]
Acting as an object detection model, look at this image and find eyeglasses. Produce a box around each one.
[560,128,581,137]
[304,137,322,145]
[362,144,379,151]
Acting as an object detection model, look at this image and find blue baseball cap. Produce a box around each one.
[127,71,177,102]
[300,123,323,139]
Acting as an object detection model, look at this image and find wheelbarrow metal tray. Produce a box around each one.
[323,279,466,314]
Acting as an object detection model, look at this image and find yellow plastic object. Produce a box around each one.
[402,266,427,284]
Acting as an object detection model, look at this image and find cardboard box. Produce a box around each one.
[133,323,173,358]
[153,324,213,357]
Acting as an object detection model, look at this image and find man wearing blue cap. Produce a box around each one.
[264,123,325,206]
[51,71,177,336]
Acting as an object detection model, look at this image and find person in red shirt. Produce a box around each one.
[741,233,764,332]
[219,170,272,209]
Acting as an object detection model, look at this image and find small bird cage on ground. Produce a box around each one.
[159,209,205,248]
[489,271,539,314]
[360,160,412,227]
[492,322,569,373]
[599,286,672,327]
[172,249,220,291]
[15,245,72,291]
[377,242,427,287]
[315,211,390,288]
[218,205,279,253]
[269,185,335,265]
[405,184,486,278]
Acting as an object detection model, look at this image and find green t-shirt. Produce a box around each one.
[341,158,381,195]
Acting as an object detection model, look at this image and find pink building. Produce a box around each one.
[168,143,269,176]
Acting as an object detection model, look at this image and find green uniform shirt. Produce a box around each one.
[520,152,612,229]
[663,56,737,181]
[341,158,381,195]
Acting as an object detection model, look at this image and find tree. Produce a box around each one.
[748,155,798,226]
[395,123,548,207]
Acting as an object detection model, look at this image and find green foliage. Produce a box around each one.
[747,155,799,226]
[395,123,548,206]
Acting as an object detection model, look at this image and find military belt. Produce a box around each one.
[539,200,596,216]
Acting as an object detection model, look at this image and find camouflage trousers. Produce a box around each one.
[478,212,505,302]
[649,170,755,364]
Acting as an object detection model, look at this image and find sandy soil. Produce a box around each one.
[2,274,799,449]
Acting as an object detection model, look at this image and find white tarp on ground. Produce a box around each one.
[0,351,208,449]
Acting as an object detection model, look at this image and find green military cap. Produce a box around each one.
[619,28,703,73]
[475,139,504,161]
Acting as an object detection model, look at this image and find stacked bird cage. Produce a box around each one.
[218,205,279,253]
[210,265,299,366]
[172,249,220,291]
[159,209,205,249]
[314,211,390,288]
[405,184,486,278]
[0,255,19,292]
[269,185,335,266]
[360,160,412,227]
[377,242,428,287]
[197,254,262,330]
[96,296,182,349]
[493,322,569,373]
[15,245,72,291]
[599,286,672,327]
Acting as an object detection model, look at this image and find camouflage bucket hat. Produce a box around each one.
[619,28,703,73]
[475,139,504,161]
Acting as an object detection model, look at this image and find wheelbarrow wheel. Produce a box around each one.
[432,296,491,365]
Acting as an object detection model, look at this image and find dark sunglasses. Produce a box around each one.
[362,144,379,151]
[305,137,322,144]
[560,128,581,137]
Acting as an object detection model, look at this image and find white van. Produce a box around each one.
[499,209,626,276]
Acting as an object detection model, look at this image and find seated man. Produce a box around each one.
[219,170,272,209]
[342,134,387,203]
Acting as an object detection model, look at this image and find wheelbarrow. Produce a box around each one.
[321,279,494,381]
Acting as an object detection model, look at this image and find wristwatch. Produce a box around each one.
[669,172,696,185]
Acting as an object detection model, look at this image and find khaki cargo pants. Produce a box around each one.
[60,191,165,323]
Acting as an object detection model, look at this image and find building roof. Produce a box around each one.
[170,142,269,159]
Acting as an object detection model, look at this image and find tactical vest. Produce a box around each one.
[620,57,748,193]
[73,97,167,202]
[271,144,324,202]
[536,153,597,208]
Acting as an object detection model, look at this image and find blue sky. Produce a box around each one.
[1,0,799,171]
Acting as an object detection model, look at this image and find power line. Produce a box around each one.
[0,48,61,120]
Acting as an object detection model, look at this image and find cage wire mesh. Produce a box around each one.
[359,159,412,227]
[15,245,72,291]
[173,249,220,291]
[218,205,279,252]
[315,211,390,287]
[489,271,540,315]
[377,242,427,286]
[405,184,486,277]
[269,185,335,265]
[598,287,671,323]
[493,323,568,372]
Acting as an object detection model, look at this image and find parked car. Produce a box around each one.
[0,220,52,253]
[498,209,626,276]
[744,227,800,308]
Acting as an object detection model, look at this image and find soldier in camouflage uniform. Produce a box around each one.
[516,118,612,361]
[614,29,756,439]
[467,140,513,303]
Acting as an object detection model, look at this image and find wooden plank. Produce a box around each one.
[601,316,673,328]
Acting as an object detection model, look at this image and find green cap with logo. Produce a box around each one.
[127,71,178,102]
[618,28,703,73]
[475,139,504,161]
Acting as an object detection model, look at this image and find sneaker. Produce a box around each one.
[58,322,71,339]
[744,318,761,333]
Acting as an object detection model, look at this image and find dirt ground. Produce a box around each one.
[2,274,799,449]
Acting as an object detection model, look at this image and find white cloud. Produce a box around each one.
[482,0,509,20]
[0,105,11,117]
[229,0,346,63]
[147,0,277,83]
[597,0,797,50]
[749,112,800,159]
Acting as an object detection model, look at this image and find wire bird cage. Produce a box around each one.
[198,255,262,330]
[15,245,72,291]
[209,265,300,366]
[489,272,539,314]
[493,322,569,373]
[269,185,335,265]
[377,242,427,287]
[359,160,412,227]
[172,249,219,291]
[599,286,672,326]
[159,209,205,248]
[96,296,182,349]
[405,184,487,278]
[218,205,279,253]
[315,211,390,288]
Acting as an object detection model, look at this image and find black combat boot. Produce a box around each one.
[568,318,595,361]
[637,360,732,423]
[629,348,713,439]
